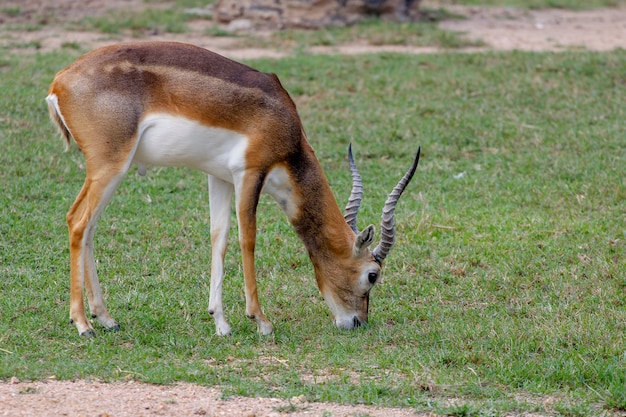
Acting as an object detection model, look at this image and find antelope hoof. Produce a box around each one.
[105,323,121,332]
[210,309,231,336]
[216,323,232,336]
[247,310,273,334]
[257,320,274,335]
[80,329,97,338]
[93,313,120,331]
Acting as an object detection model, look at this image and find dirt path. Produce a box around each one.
[1,1,625,416]
[1,0,626,58]
[438,4,626,52]
[0,379,425,417]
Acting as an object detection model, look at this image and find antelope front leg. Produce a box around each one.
[235,172,274,335]
[207,175,234,336]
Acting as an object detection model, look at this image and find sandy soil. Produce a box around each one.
[438,4,626,52]
[1,1,625,416]
[0,379,426,417]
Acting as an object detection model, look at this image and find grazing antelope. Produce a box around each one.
[46,41,420,337]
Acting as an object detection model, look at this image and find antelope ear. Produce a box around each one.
[354,224,375,257]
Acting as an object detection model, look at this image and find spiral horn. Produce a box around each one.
[344,143,363,233]
[371,147,421,264]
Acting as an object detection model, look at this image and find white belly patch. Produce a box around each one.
[132,113,248,182]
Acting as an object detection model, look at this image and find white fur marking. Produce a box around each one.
[264,166,300,221]
[322,288,356,330]
[45,93,71,149]
[208,175,234,336]
[133,113,248,182]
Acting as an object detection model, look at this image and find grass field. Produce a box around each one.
[1,19,625,417]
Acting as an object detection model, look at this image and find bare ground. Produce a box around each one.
[1,1,625,416]
[1,0,626,58]
[0,378,427,417]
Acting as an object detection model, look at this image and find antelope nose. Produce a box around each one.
[352,316,362,328]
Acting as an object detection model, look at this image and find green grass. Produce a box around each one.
[1,7,22,17]
[73,8,190,35]
[243,17,482,51]
[70,0,214,35]
[1,48,625,416]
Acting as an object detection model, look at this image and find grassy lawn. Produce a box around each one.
[1,38,625,417]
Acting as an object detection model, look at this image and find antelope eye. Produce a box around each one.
[368,272,379,284]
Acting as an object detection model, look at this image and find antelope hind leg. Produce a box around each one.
[67,168,127,336]
[84,229,120,332]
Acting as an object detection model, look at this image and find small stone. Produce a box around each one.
[226,19,253,32]
[290,395,307,405]
[184,7,213,18]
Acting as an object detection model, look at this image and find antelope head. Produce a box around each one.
[314,145,421,330]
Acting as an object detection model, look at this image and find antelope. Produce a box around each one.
[46,41,420,337]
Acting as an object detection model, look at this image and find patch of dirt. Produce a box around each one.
[0,379,424,417]
[2,1,625,416]
[438,4,626,52]
[1,0,626,59]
